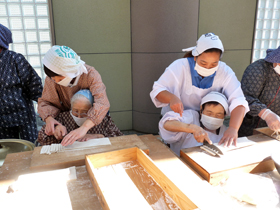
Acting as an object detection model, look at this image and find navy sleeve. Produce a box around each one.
[241,60,267,116]
[14,54,43,102]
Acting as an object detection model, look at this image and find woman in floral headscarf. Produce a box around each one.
[0,24,43,142]
[239,46,280,137]
[38,45,122,146]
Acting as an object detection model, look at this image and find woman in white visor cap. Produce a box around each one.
[150,33,249,147]
[38,46,115,146]
[159,92,228,156]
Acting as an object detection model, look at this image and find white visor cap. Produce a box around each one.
[201,91,228,115]
[182,33,224,57]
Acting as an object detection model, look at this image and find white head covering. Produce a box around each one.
[182,33,224,57]
[43,45,87,78]
[201,91,228,115]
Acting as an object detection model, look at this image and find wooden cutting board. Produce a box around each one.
[30,135,149,172]
[180,134,278,185]
[254,127,278,139]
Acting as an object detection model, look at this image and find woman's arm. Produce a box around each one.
[241,60,268,116]
[156,91,183,116]
[85,67,110,126]
[38,77,62,121]
[164,120,212,144]
[61,119,95,146]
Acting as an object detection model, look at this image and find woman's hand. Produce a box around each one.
[53,124,67,140]
[77,134,104,142]
[156,91,184,117]
[192,125,212,144]
[61,126,88,146]
[170,95,184,117]
[219,127,238,147]
[219,105,245,147]
[260,109,280,131]
[45,116,61,136]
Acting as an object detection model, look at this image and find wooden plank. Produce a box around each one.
[87,147,137,168]
[0,157,103,210]
[95,163,153,210]
[67,166,103,210]
[137,148,197,210]
[0,151,33,180]
[123,160,180,209]
[180,135,277,185]
[86,159,110,210]
[254,127,278,140]
[1,168,73,210]
[30,134,149,172]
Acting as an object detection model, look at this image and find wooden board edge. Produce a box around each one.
[142,148,149,155]
[86,147,138,169]
[137,148,197,210]
[209,157,275,186]
[85,156,110,210]
[180,150,210,182]
[29,159,85,172]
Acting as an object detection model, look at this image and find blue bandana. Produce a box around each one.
[0,24,13,49]
[74,89,94,104]
[264,46,280,63]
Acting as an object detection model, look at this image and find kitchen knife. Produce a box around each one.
[200,140,224,157]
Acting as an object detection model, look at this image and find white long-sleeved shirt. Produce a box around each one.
[150,58,249,116]
[159,110,227,156]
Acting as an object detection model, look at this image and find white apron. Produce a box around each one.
[151,58,249,116]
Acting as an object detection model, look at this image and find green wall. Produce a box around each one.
[51,0,132,130]
[198,0,258,80]
[51,0,258,133]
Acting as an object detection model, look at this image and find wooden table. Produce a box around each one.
[2,134,275,210]
[0,135,204,210]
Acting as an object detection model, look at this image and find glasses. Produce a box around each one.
[72,110,88,118]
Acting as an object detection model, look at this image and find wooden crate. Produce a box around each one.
[85,147,197,210]
[180,136,277,185]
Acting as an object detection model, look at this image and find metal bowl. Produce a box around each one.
[0,139,35,167]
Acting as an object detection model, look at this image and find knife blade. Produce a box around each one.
[200,140,224,157]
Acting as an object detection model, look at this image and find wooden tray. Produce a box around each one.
[85,147,197,210]
[180,135,277,185]
[30,135,149,172]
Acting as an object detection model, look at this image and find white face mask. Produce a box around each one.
[274,65,280,75]
[200,114,224,131]
[195,62,219,77]
[70,111,87,127]
[57,76,73,87]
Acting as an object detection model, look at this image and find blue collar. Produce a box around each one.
[187,57,216,89]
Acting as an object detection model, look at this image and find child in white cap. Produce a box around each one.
[38,46,114,146]
[159,91,228,156]
[150,33,249,147]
